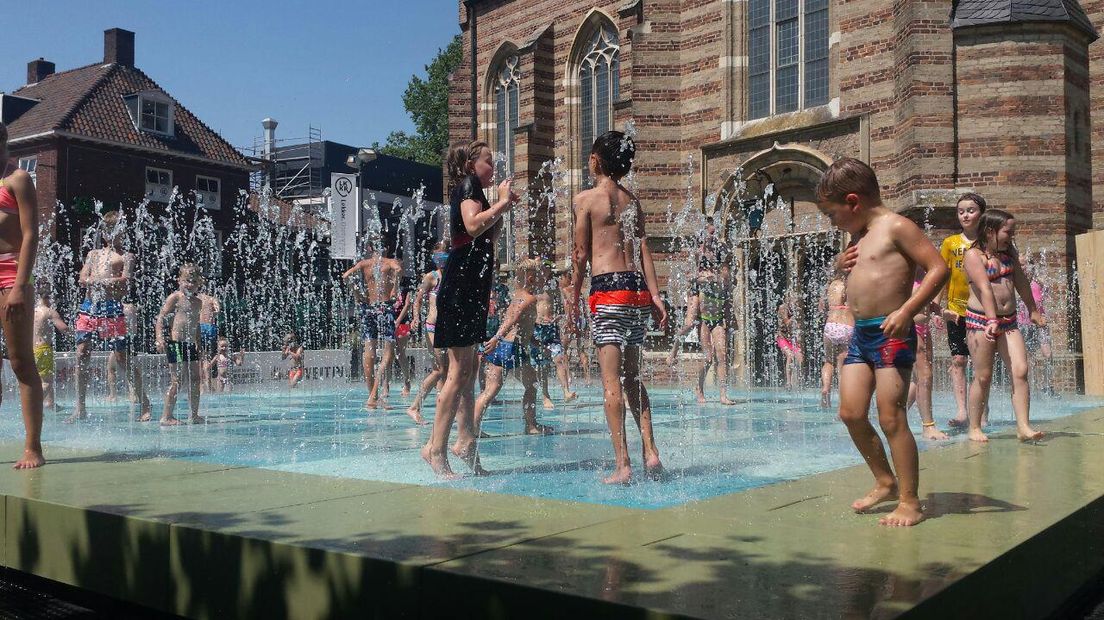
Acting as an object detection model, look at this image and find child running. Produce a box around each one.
[815,157,948,527]
[404,242,449,424]
[468,259,553,443]
[569,130,666,485]
[282,332,305,388]
[33,289,68,410]
[154,264,206,425]
[962,209,1044,443]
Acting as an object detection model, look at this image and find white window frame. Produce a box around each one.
[17,156,37,187]
[145,166,173,203]
[124,92,175,137]
[195,175,222,211]
[748,0,828,119]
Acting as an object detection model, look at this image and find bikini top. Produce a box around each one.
[0,179,18,214]
[986,252,1014,282]
[429,271,442,297]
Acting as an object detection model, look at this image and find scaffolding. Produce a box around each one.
[247,125,324,200]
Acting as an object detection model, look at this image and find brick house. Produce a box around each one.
[0,28,252,251]
[450,0,1099,387]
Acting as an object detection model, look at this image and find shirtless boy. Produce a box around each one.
[535,264,577,408]
[816,158,948,527]
[342,239,403,409]
[69,211,151,423]
[467,259,553,448]
[404,242,449,424]
[197,289,220,391]
[568,130,666,485]
[155,264,205,425]
[33,289,68,409]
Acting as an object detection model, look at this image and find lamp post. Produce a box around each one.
[345,148,378,253]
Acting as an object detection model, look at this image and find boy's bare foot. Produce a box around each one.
[878,501,924,527]
[694,390,706,404]
[402,386,411,398]
[137,412,152,422]
[422,444,461,480]
[160,416,182,427]
[820,391,830,409]
[851,483,899,512]
[450,441,488,475]
[602,466,633,485]
[405,407,426,425]
[644,455,664,480]
[564,391,578,403]
[543,397,555,410]
[968,428,989,443]
[365,399,388,410]
[1017,426,1044,442]
[64,410,88,424]
[948,416,968,428]
[922,426,950,441]
[720,394,736,405]
[525,423,555,435]
[13,449,46,469]
[189,415,207,424]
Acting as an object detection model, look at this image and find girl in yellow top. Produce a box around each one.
[939,193,985,427]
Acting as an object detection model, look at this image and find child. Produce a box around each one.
[815,157,948,527]
[206,337,245,393]
[819,270,852,409]
[1018,255,1055,396]
[940,193,986,427]
[154,264,205,425]
[106,302,139,403]
[569,130,666,485]
[906,274,949,440]
[534,264,577,408]
[962,209,1044,443]
[282,332,305,388]
[668,259,735,405]
[197,289,220,392]
[0,122,46,468]
[776,293,804,389]
[466,259,552,447]
[33,289,68,409]
[558,272,592,385]
[404,242,448,425]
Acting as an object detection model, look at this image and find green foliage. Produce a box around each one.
[379,35,463,167]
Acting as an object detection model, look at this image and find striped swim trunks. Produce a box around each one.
[589,271,652,347]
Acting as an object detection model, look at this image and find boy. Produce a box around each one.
[815,158,948,527]
[465,259,552,453]
[341,239,403,410]
[568,130,666,485]
[534,264,577,408]
[155,264,205,425]
[197,289,220,391]
[33,289,68,409]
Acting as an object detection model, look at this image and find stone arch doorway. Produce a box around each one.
[712,143,844,388]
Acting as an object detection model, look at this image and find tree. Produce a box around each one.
[378,35,463,167]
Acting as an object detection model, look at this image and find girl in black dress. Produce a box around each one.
[422,140,517,478]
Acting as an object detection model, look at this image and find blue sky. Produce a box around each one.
[1,0,459,153]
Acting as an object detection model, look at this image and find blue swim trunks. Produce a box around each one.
[200,323,218,354]
[482,339,542,370]
[844,316,916,369]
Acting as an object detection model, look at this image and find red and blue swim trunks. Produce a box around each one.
[843,316,916,369]
[589,271,652,347]
[75,299,129,351]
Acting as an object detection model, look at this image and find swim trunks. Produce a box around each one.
[166,340,200,364]
[823,322,853,346]
[589,271,652,347]
[965,307,1018,336]
[482,339,540,370]
[75,299,128,351]
[844,316,916,369]
[395,324,411,339]
[200,323,218,355]
[425,322,435,334]
[33,343,54,375]
[360,301,397,342]
[289,367,304,382]
[946,315,970,357]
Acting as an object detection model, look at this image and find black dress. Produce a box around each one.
[434,174,497,348]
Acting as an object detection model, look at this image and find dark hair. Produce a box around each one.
[971,208,1015,254]
[591,131,635,180]
[956,192,987,212]
[815,157,881,204]
[446,140,489,188]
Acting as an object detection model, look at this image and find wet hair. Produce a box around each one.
[432,240,447,252]
[513,258,543,284]
[971,208,1016,255]
[591,131,635,180]
[956,192,987,213]
[815,157,881,204]
[178,263,200,280]
[446,140,489,188]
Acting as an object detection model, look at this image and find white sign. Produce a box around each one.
[330,173,360,259]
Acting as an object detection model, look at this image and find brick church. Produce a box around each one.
[449,0,1100,386]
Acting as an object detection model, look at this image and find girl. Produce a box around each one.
[940,193,986,427]
[404,242,449,424]
[819,270,852,409]
[776,293,803,390]
[962,209,1044,443]
[422,140,516,478]
[281,332,305,388]
[906,274,948,440]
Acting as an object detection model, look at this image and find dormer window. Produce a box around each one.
[124,92,174,136]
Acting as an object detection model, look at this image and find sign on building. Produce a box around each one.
[330,172,360,259]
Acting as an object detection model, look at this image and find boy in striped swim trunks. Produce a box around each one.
[569,130,667,485]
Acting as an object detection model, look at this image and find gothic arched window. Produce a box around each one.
[578,23,620,184]
[494,55,520,180]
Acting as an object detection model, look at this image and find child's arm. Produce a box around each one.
[635,205,668,329]
[962,249,1000,340]
[461,178,515,240]
[410,273,432,327]
[881,219,950,338]
[1011,256,1044,326]
[78,253,93,288]
[340,261,364,281]
[834,243,859,274]
[485,293,535,351]
[677,295,700,337]
[569,201,591,331]
[154,294,176,352]
[51,309,69,334]
[395,293,412,325]
[8,169,38,313]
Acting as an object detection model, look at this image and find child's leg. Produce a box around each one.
[362,339,377,393]
[838,363,897,511]
[187,360,204,423]
[713,325,732,404]
[106,351,119,401]
[42,371,55,409]
[966,331,997,442]
[69,342,91,421]
[621,345,662,474]
[451,352,486,474]
[368,341,395,408]
[540,361,554,409]
[397,336,411,394]
[597,343,631,484]
[998,330,1042,440]
[471,364,504,434]
[820,338,835,408]
[162,363,182,425]
[949,354,969,425]
[520,365,552,433]
[915,333,946,440]
[554,354,575,400]
[1039,333,1055,395]
[0,298,45,469]
[873,366,923,526]
[695,324,711,402]
[119,350,151,417]
[424,346,477,478]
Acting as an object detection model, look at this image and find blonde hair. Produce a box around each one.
[513,258,543,285]
[446,140,489,188]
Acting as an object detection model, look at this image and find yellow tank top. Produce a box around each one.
[940,233,972,316]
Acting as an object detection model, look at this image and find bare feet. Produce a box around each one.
[694,390,706,404]
[450,441,488,475]
[603,466,633,485]
[525,423,555,435]
[543,397,555,410]
[878,501,924,527]
[1017,426,1044,442]
[948,416,968,429]
[563,392,578,403]
[922,426,950,441]
[820,391,830,409]
[405,406,426,425]
[137,412,152,422]
[422,443,461,480]
[365,399,390,411]
[64,410,88,424]
[851,483,899,512]
[644,455,664,480]
[968,428,989,443]
[402,386,411,398]
[160,416,182,427]
[189,415,207,425]
[13,449,45,469]
[720,394,736,406]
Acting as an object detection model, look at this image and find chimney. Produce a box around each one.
[104,28,135,67]
[262,118,278,159]
[27,58,55,84]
